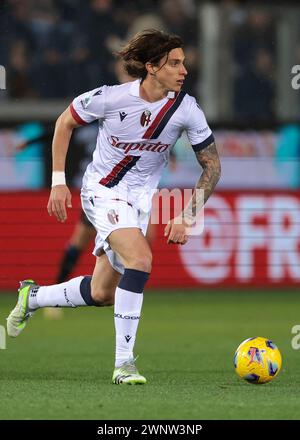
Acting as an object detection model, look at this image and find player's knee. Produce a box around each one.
[128,252,152,273]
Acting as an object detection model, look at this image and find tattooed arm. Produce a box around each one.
[182,141,221,222]
[164,141,221,244]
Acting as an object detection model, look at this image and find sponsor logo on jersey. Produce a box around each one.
[140,110,151,126]
[107,209,119,224]
[197,126,208,134]
[119,111,128,121]
[108,135,170,154]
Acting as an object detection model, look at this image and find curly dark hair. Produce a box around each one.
[117,29,183,80]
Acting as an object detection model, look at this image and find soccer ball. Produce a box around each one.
[234,337,282,384]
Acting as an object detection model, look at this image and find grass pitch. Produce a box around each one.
[0,289,300,420]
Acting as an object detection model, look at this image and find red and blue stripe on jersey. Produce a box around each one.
[99,155,140,188]
[142,91,186,139]
[99,92,186,188]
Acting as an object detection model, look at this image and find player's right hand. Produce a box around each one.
[47,185,72,223]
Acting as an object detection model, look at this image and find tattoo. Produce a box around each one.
[183,141,221,222]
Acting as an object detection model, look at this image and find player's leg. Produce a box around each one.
[45,212,96,320]
[6,252,120,337]
[145,221,156,248]
[108,227,152,385]
[84,249,121,306]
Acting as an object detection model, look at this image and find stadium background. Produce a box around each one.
[1,0,300,421]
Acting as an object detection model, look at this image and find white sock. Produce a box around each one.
[28,276,88,309]
[114,287,143,367]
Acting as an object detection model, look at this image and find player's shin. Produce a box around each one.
[114,269,149,367]
[28,276,102,309]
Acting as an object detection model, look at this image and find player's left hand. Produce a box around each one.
[164,217,188,245]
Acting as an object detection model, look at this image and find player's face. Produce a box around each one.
[153,48,187,92]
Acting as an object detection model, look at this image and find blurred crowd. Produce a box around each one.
[230,7,276,123]
[0,0,199,99]
[0,0,280,122]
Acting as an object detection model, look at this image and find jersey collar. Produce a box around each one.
[129,79,176,100]
[129,79,141,97]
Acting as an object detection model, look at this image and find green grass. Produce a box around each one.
[0,289,300,420]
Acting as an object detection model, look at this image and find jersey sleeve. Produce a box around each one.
[185,98,214,152]
[70,86,106,125]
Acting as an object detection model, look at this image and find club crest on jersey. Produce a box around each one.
[140,110,151,127]
[107,209,119,225]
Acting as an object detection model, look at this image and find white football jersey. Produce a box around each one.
[71,79,213,210]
